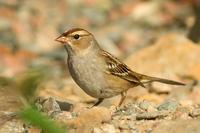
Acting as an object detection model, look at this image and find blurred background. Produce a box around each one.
[0,0,200,132]
[0,0,199,76]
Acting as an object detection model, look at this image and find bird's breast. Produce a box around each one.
[67,55,107,98]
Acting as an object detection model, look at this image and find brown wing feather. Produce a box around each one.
[100,50,146,88]
[100,50,185,86]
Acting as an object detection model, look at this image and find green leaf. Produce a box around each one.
[20,107,67,133]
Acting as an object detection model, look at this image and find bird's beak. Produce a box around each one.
[55,35,67,44]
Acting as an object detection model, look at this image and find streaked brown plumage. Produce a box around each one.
[55,28,185,107]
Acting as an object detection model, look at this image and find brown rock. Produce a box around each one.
[189,108,200,118]
[62,107,111,133]
[124,34,200,104]
[55,111,72,122]
[153,120,200,133]
[93,124,118,133]
[27,127,42,133]
[125,33,200,81]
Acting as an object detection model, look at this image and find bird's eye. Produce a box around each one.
[73,34,80,40]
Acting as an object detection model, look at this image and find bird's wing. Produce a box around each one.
[100,50,146,88]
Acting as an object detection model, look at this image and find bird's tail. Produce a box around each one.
[141,75,185,86]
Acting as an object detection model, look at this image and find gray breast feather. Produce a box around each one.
[68,56,108,98]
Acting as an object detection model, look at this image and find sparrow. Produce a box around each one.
[55,28,185,107]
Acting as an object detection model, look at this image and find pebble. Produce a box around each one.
[157,100,180,111]
[136,111,169,120]
[139,100,157,112]
[189,109,200,118]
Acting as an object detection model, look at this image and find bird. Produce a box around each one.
[55,28,185,107]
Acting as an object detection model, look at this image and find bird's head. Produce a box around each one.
[55,28,98,54]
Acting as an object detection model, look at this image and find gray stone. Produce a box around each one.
[157,100,180,111]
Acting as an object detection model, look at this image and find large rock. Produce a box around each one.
[125,34,200,80]
[124,34,200,103]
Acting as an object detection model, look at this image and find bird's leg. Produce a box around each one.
[118,91,127,107]
[91,98,104,107]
